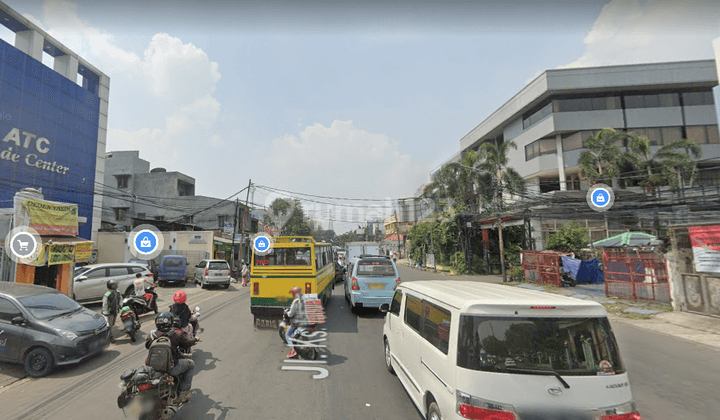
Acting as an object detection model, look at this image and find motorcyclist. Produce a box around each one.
[102,279,122,343]
[170,291,193,338]
[285,286,309,359]
[133,272,157,309]
[241,260,250,287]
[146,312,198,404]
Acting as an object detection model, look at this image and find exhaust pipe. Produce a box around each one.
[163,405,180,418]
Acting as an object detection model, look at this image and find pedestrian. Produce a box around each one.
[102,279,122,343]
[241,260,250,287]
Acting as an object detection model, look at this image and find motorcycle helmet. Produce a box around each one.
[289,286,302,296]
[173,290,187,305]
[155,312,173,332]
[172,316,182,329]
[107,279,119,290]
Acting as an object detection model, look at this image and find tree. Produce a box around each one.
[545,222,590,253]
[578,128,624,185]
[625,135,701,194]
[424,150,490,213]
[476,140,526,282]
[264,198,311,236]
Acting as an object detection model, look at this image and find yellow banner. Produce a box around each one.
[48,243,76,266]
[74,241,93,262]
[23,199,78,236]
[20,244,47,266]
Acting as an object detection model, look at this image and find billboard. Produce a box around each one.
[0,39,100,239]
[687,225,720,273]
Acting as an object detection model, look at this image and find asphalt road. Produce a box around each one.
[0,267,718,420]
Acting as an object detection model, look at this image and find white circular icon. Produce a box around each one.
[586,184,615,212]
[252,233,274,256]
[134,229,159,255]
[10,231,38,259]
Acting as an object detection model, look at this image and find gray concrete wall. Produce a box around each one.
[553,110,625,131]
[684,105,719,126]
[625,108,684,128]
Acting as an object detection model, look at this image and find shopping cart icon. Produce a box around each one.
[18,241,29,251]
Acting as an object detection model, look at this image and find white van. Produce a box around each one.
[380,281,640,420]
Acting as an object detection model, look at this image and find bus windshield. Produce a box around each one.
[255,247,312,266]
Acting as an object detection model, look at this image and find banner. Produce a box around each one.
[19,244,47,267]
[22,199,78,236]
[74,241,93,262]
[48,243,76,266]
[688,225,720,273]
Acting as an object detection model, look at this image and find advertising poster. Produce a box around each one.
[48,243,76,265]
[74,241,93,262]
[21,199,79,236]
[688,225,720,273]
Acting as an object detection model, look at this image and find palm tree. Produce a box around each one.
[475,140,526,282]
[625,135,701,195]
[578,128,625,186]
[424,150,489,213]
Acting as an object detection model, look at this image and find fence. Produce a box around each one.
[603,248,670,304]
[521,251,569,287]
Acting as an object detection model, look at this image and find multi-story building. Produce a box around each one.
[432,59,720,248]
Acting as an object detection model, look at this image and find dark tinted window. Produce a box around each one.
[198,261,207,268]
[390,290,402,316]
[83,268,107,279]
[163,258,184,268]
[404,295,422,333]
[682,91,714,106]
[0,298,22,322]
[661,127,682,143]
[357,259,395,277]
[18,293,81,319]
[422,301,452,355]
[257,248,312,266]
[130,266,145,273]
[686,126,708,144]
[109,267,130,276]
[209,261,229,270]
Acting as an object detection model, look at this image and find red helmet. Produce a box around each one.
[289,286,302,296]
[173,290,187,304]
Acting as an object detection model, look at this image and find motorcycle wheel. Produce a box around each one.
[129,330,136,342]
[278,326,287,343]
[152,300,158,314]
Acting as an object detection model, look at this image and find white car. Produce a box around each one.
[381,280,639,420]
[73,263,151,302]
[194,259,231,289]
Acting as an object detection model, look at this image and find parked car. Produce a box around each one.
[0,283,110,377]
[380,280,640,420]
[157,256,188,287]
[194,259,231,289]
[344,256,399,313]
[73,263,151,302]
[127,258,158,278]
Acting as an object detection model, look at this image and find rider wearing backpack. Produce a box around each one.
[145,312,198,403]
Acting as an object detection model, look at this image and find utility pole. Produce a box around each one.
[240,179,252,263]
[498,213,506,282]
[230,198,239,270]
[394,211,401,259]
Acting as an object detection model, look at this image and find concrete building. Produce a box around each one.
[100,150,253,235]
[0,2,109,242]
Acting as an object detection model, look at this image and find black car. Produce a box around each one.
[0,283,110,377]
[334,262,347,285]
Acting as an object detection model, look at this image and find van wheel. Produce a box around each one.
[384,339,395,375]
[25,347,54,378]
[428,402,442,420]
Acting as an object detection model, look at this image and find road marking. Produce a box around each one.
[281,366,329,379]
[283,359,327,364]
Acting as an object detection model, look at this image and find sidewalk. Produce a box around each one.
[399,259,720,350]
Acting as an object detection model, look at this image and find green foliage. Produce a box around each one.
[578,128,624,185]
[624,135,701,192]
[545,222,590,253]
[511,266,524,282]
[311,229,336,244]
[264,198,312,236]
[452,251,468,274]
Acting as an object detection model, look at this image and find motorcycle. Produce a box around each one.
[278,309,317,360]
[179,307,202,357]
[117,365,184,420]
[119,305,141,342]
[561,272,577,287]
[124,287,159,318]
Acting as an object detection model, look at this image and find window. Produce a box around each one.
[209,261,229,270]
[686,126,708,144]
[18,293,80,320]
[661,127,682,144]
[682,91,715,106]
[554,97,620,112]
[154,216,165,221]
[108,267,130,277]
[421,301,452,354]
[390,290,402,316]
[646,128,662,146]
[624,93,680,109]
[538,138,556,155]
[83,268,107,279]
[522,102,552,129]
[198,261,207,268]
[404,295,423,333]
[456,316,626,376]
[163,258,184,268]
[137,213,146,219]
[707,125,719,144]
[357,259,396,277]
[257,247,312,266]
[0,297,22,322]
[115,175,130,189]
[218,215,228,229]
[113,207,128,222]
[659,93,680,107]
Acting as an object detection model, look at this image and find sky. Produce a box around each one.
[2,0,720,233]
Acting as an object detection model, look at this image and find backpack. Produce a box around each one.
[146,334,174,373]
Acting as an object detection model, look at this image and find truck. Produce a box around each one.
[345,242,381,272]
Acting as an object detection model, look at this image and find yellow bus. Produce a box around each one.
[250,236,335,327]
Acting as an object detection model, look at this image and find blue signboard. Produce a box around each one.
[0,39,100,239]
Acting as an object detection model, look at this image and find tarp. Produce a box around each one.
[561,256,604,284]
[21,199,78,236]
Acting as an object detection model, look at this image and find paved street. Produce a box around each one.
[1,267,719,420]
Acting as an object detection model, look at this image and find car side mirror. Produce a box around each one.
[11,316,25,326]
[76,276,88,281]
[379,303,390,313]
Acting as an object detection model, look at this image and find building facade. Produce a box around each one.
[0,2,109,241]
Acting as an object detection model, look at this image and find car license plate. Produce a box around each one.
[369,283,385,290]
[215,273,224,276]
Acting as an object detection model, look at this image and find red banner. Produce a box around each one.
[688,225,720,273]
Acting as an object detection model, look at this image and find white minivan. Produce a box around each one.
[380,281,640,420]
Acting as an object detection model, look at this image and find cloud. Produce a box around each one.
[562,0,720,68]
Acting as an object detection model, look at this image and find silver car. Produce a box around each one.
[73,263,151,302]
[194,259,231,289]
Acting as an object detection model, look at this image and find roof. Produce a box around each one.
[400,281,606,316]
[0,282,61,298]
[591,232,657,247]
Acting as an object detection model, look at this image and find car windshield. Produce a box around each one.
[18,293,82,319]
[163,258,184,267]
[209,262,229,270]
[457,316,625,376]
[357,260,395,277]
[255,247,312,266]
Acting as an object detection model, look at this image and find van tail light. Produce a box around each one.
[205,268,209,276]
[351,277,359,290]
[531,306,556,309]
[253,282,259,296]
[305,282,312,294]
[597,401,642,420]
[137,383,155,391]
[457,391,516,420]
[228,269,231,276]
[394,277,401,290]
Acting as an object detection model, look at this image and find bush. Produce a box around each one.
[545,222,590,253]
[512,266,524,282]
[452,251,467,274]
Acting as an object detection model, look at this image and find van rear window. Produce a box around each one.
[163,258,184,267]
[357,260,395,276]
[457,316,625,376]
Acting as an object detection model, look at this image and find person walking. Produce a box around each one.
[102,279,122,343]
[241,261,250,287]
